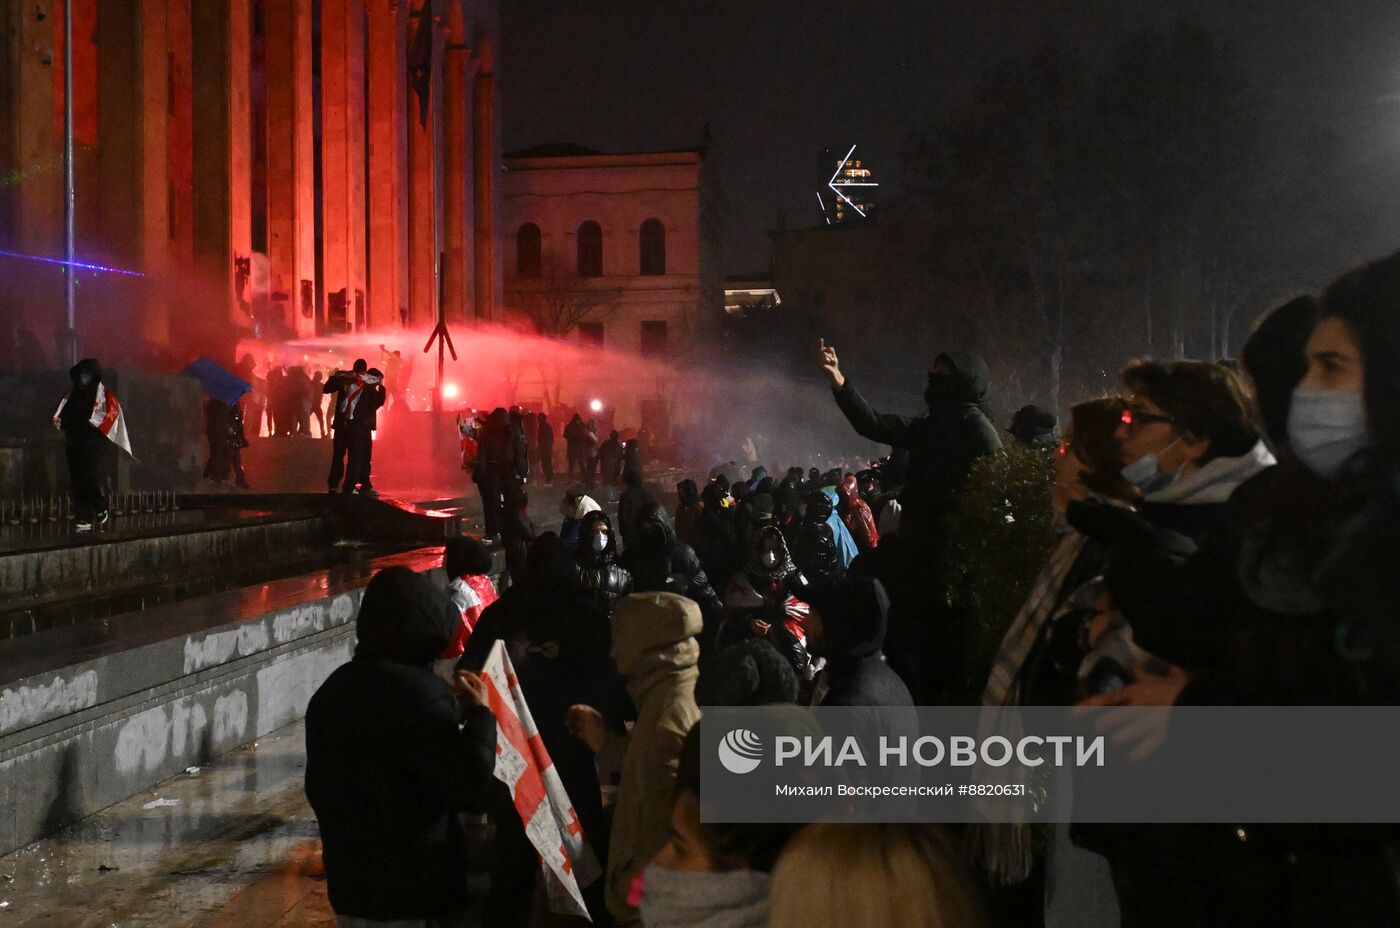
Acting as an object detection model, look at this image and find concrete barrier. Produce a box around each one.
[0,546,451,856]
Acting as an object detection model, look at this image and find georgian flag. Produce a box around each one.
[480,640,601,920]
[338,371,382,420]
[53,383,133,457]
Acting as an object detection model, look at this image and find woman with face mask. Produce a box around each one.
[1063,359,1277,698]
[559,488,601,551]
[1072,257,1400,926]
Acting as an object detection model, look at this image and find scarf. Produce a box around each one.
[638,865,770,928]
[971,522,1086,886]
[981,529,1086,707]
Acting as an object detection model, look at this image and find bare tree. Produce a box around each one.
[513,273,615,337]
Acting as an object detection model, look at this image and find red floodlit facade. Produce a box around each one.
[0,0,503,370]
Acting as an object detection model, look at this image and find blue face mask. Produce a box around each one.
[1120,439,1181,495]
[1288,387,1368,479]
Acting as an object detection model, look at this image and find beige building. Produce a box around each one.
[501,145,723,359]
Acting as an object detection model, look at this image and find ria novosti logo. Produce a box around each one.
[717,729,764,774]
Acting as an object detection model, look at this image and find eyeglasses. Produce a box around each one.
[1120,406,1174,429]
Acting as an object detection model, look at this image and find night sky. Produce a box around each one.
[502,1,1400,275]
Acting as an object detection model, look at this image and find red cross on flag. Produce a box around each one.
[480,641,601,920]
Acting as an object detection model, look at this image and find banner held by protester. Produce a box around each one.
[481,640,601,920]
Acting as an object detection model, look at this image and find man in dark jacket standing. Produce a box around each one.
[305,566,497,925]
[820,339,1001,540]
[536,413,554,484]
[819,338,1002,702]
[324,359,385,495]
[473,407,516,540]
[564,413,587,480]
[53,358,113,530]
[597,430,624,487]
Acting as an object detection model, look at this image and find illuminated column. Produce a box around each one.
[0,2,65,341]
[471,56,496,322]
[441,42,469,324]
[95,0,172,344]
[166,0,195,272]
[191,0,253,329]
[406,5,440,328]
[367,0,409,330]
[320,0,368,333]
[263,0,316,337]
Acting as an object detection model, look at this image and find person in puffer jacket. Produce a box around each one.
[792,491,840,582]
[576,509,634,611]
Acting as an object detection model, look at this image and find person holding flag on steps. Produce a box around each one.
[324,358,385,495]
[51,358,132,533]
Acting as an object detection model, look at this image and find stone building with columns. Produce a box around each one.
[0,0,503,370]
[501,144,723,360]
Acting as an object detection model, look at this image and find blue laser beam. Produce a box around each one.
[0,248,145,277]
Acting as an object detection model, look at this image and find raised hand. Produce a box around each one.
[818,338,845,389]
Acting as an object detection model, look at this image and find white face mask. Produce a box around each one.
[1289,386,1369,479]
[591,532,609,553]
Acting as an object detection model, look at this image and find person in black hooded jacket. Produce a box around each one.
[499,481,537,588]
[696,481,739,586]
[305,566,497,924]
[804,575,918,800]
[791,490,841,582]
[622,503,724,625]
[460,534,621,927]
[54,358,111,529]
[576,509,634,610]
[819,340,1001,703]
[805,575,913,709]
[820,341,1001,545]
[473,407,515,539]
[598,430,624,486]
[617,467,657,553]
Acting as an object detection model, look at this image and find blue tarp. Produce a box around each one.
[181,358,251,406]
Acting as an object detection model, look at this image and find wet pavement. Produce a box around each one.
[0,719,332,928]
[0,545,444,686]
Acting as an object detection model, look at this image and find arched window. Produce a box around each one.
[576,221,603,277]
[516,223,541,278]
[639,218,666,275]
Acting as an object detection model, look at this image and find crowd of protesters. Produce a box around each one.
[305,249,1400,927]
